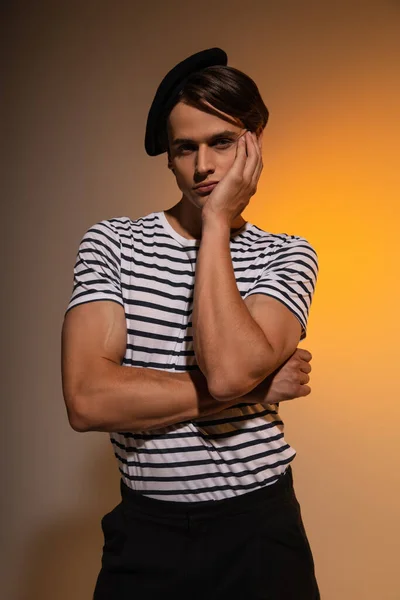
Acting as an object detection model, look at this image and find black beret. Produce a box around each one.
[144,47,228,156]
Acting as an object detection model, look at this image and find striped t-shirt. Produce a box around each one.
[65,210,318,502]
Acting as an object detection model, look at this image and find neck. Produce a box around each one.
[164,196,247,241]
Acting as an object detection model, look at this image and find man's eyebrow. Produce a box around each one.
[171,130,239,146]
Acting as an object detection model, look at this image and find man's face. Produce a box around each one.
[166,101,246,209]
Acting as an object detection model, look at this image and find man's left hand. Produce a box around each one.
[256,348,313,406]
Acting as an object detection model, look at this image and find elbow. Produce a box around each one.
[210,390,240,403]
[64,394,93,432]
[210,384,253,403]
[70,415,91,433]
[208,377,251,403]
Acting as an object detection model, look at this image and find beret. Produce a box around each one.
[145,47,228,156]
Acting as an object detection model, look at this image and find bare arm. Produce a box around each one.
[61,301,264,434]
[62,300,313,434]
[192,215,314,403]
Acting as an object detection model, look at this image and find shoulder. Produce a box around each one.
[105,211,160,234]
[80,216,132,243]
[249,225,318,267]
[92,215,132,235]
[80,211,160,249]
[274,234,318,263]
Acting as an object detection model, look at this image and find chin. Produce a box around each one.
[186,194,206,211]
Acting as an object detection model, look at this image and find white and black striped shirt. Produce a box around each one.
[65,210,318,502]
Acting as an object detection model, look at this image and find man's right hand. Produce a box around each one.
[255,348,313,405]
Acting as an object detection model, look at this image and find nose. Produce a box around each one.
[195,145,215,179]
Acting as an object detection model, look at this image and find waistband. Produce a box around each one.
[120,466,294,520]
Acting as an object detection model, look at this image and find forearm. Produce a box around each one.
[73,362,259,434]
[192,218,273,399]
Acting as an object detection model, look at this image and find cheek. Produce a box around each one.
[175,160,196,182]
[176,166,190,184]
[172,164,193,192]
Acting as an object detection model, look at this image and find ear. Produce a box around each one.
[167,149,175,172]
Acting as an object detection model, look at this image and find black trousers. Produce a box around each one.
[93,466,320,599]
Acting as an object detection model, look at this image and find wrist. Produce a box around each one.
[246,374,276,405]
[201,212,231,236]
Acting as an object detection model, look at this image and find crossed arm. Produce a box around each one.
[61,293,311,434]
[192,217,304,402]
[62,224,313,433]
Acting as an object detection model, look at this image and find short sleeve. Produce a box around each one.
[65,220,124,316]
[245,237,318,340]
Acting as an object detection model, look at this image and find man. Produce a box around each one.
[61,48,320,599]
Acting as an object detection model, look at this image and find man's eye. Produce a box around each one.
[177,139,233,154]
[214,139,233,147]
[177,145,195,153]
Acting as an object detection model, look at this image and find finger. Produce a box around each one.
[257,132,263,152]
[252,131,262,160]
[250,133,263,189]
[252,153,263,190]
[236,130,247,147]
[299,362,312,374]
[243,132,260,182]
[298,384,311,396]
[249,131,261,169]
[299,372,310,385]
[253,131,262,159]
[297,348,312,362]
[233,131,248,175]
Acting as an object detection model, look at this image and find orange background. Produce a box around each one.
[4,1,400,598]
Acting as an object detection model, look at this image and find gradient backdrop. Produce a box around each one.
[3,1,400,599]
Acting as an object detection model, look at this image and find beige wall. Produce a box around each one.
[4,1,400,598]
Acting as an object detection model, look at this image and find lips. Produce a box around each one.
[193,182,218,193]
[193,181,219,190]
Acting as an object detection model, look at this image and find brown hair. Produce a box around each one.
[163,65,269,155]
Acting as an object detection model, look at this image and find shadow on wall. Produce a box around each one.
[17,441,121,600]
